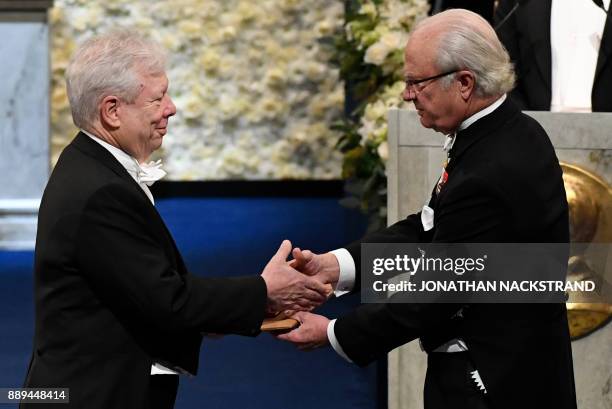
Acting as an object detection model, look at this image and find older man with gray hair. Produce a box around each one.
[22,29,328,409]
[279,9,576,409]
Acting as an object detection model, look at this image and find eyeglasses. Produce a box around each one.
[403,70,458,96]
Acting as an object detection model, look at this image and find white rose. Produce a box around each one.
[264,67,287,88]
[377,141,389,161]
[180,96,206,120]
[365,31,408,66]
[359,2,377,18]
[49,7,64,25]
[219,26,237,42]
[358,119,376,142]
[178,20,202,39]
[364,100,387,122]
[315,20,333,36]
[304,62,327,82]
[198,50,221,73]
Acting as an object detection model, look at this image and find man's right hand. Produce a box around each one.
[261,240,329,315]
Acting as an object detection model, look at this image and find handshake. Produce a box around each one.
[260,240,340,350]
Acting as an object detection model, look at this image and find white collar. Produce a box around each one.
[81,129,156,204]
[458,94,506,132]
[81,129,142,176]
[443,94,506,153]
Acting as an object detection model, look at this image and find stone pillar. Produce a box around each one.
[0,0,53,249]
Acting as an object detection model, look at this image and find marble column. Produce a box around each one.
[0,0,53,249]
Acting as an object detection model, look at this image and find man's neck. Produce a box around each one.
[85,124,120,149]
[84,124,144,163]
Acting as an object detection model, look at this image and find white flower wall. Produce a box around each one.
[350,0,429,161]
[50,0,344,179]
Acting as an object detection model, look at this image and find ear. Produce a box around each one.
[457,70,476,101]
[99,95,121,128]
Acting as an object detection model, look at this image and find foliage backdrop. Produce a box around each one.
[49,0,429,190]
[50,0,345,179]
[334,0,428,227]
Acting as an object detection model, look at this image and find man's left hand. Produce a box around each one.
[275,311,330,350]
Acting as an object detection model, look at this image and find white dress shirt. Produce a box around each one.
[326,95,507,360]
[82,130,177,376]
[550,0,609,112]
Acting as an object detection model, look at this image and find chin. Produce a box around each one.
[419,117,446,133]
[150,137,163,151]
[419,116,433,129]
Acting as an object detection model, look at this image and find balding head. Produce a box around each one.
[414,9,495,41]
[407,9,515,98]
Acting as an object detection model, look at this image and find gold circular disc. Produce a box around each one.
[561,162,612,339]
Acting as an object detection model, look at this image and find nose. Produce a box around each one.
[402,86,416,102]
[164,96,177,117]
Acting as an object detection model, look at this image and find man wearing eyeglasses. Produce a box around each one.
[277,9,576,409]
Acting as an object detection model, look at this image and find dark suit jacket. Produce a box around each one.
[495,0,612,111]
[335,99,577,409]
[22,133,267,409]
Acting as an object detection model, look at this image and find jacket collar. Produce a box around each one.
[71,132,131,177]
[448,97,521,168]
[458,94,506,132]
[70,132,150,201]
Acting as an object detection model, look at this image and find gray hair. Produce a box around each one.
[65,29,167,129]
[416,10,515,97]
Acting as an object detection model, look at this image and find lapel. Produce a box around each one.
[70,132,183,269]
[71,132,159,207]
[525,0,553,93]
[432,98,519,209]
[595,7,612,84]
[447,98,519,170]
[71,131,137,187]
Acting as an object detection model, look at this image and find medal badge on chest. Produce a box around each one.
[435,159,449,195]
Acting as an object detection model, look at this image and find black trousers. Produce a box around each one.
[148,375,179,409]
[424,352,491,409]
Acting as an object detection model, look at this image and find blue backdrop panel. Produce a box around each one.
[0,196,381,409]
[0,251,34,397]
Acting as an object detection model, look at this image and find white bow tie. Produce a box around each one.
[136,159,166,186]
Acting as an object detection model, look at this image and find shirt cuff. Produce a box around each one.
[330,248,355,297]
[327,319,353,363]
